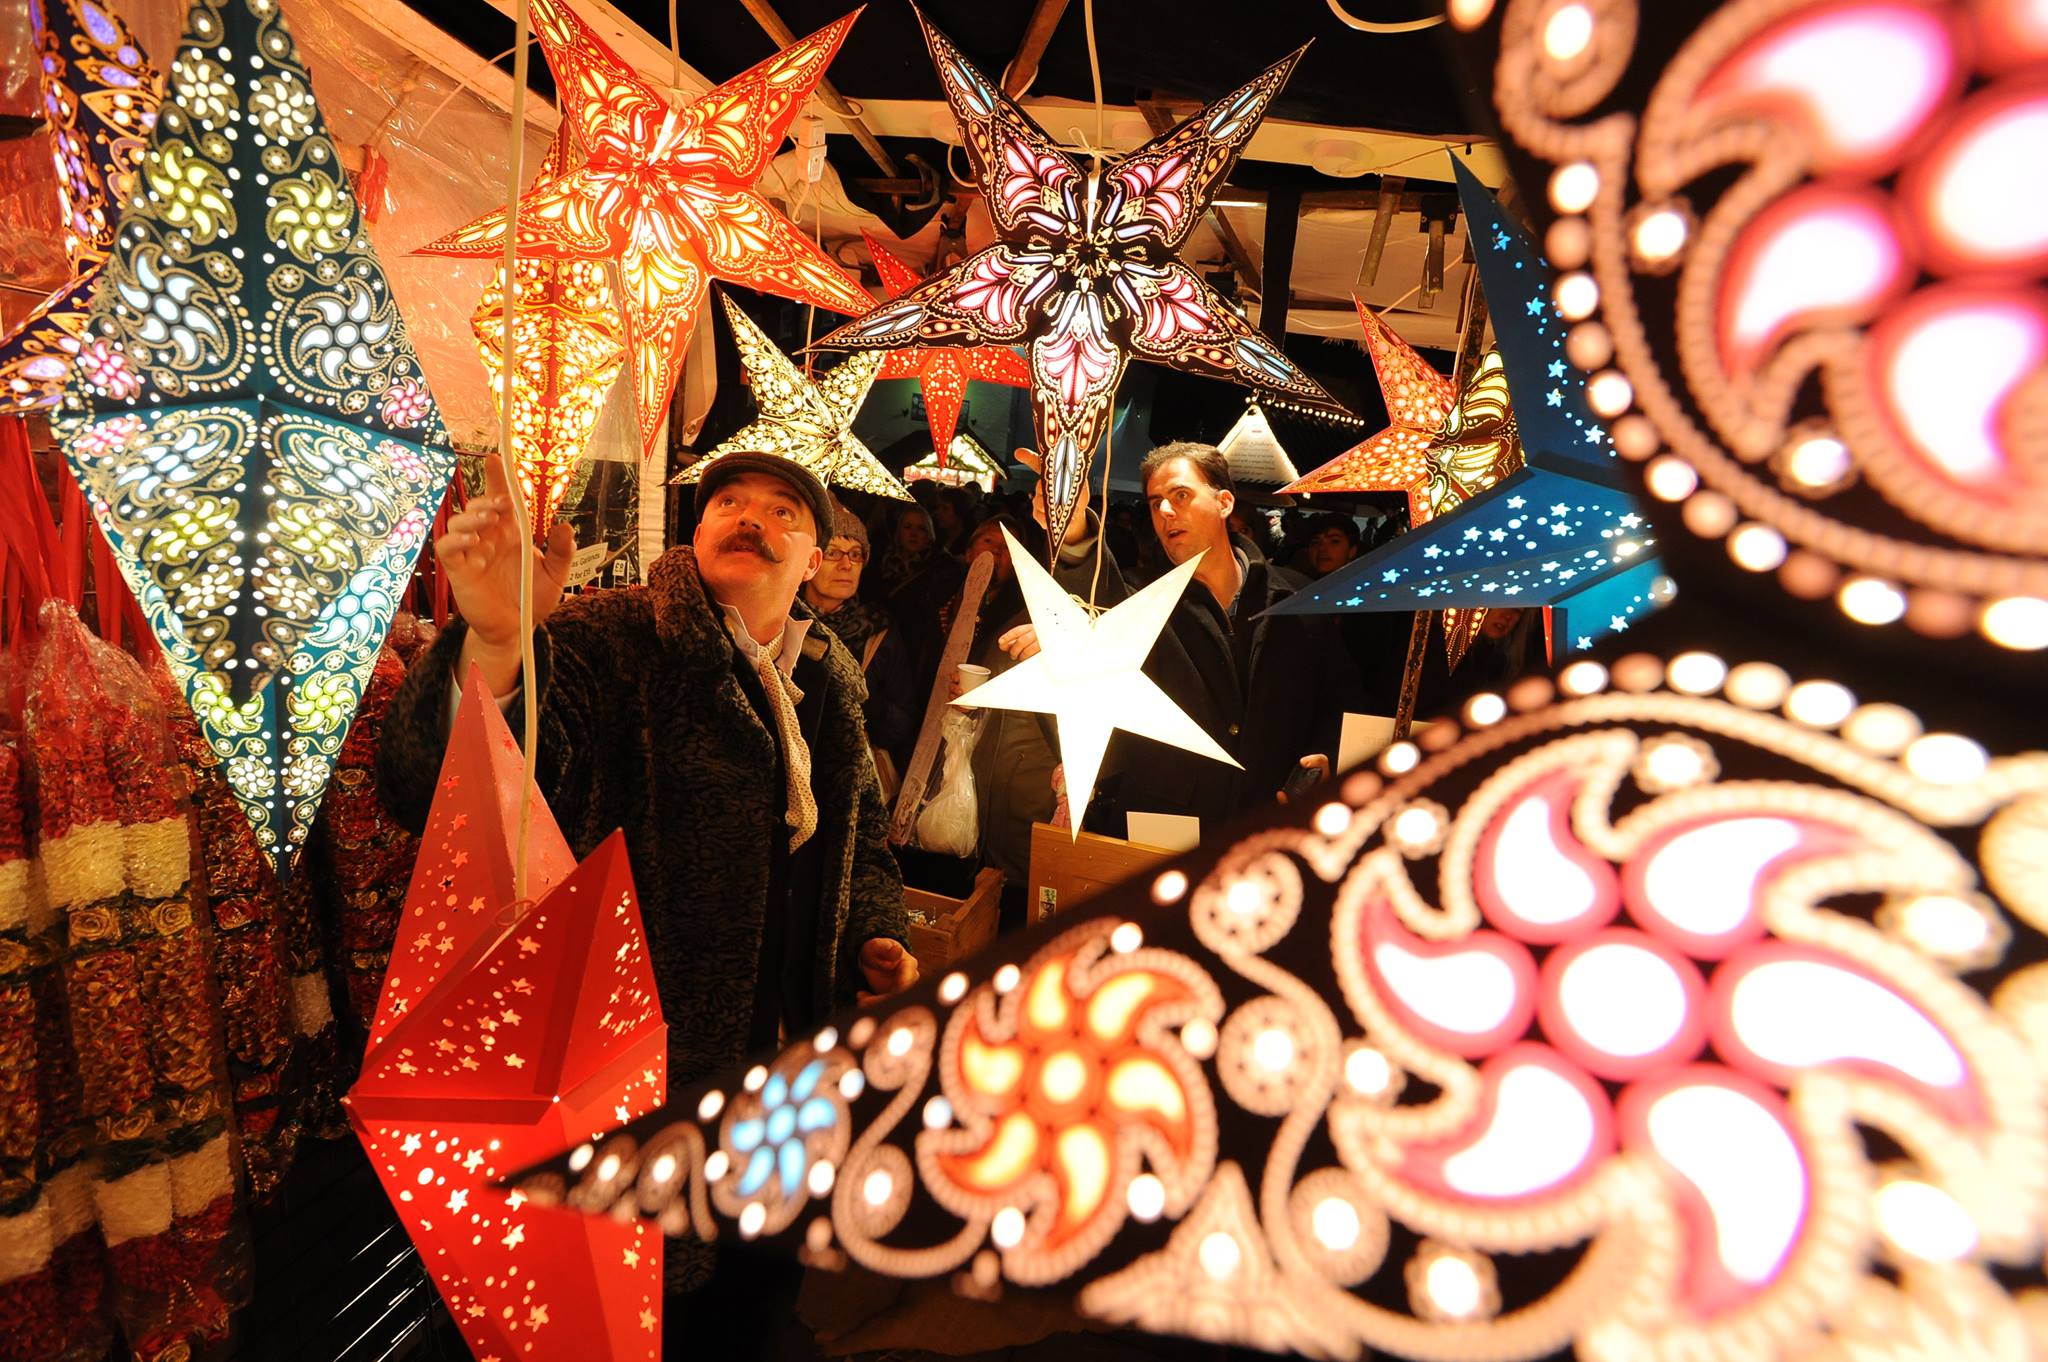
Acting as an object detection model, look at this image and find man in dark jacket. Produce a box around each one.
[378,450,915,1097]
[994,443,1362,840]
[1107,441,1363,828]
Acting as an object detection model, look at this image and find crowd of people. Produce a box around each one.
[382,438,1541,1355]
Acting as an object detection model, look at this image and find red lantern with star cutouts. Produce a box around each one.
[345,668,668,1361]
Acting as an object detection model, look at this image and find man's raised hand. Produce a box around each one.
[434,455,575,651]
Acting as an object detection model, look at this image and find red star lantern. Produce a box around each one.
[473,126,628,541]
[417,0,873,454]
[346,668,668,1361]
[816,9,1351,554]
[863,232,1031,467]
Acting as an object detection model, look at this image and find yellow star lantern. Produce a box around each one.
[953,526,1239,837]
[676,294,910,500]
[1282,300,1523,667]
[415,0,873,454]
[472,126,626,540]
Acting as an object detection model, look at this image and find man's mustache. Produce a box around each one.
[717,528,781,563]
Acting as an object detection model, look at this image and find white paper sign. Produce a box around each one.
[1339,713,1398,772]
[1126,812,1201,853]
[564,541,609,589]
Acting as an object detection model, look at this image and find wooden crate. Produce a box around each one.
[904,867,1003,972]
[1027,823,1176,925]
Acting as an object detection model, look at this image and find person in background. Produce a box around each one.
[1305,512,1363,578]
[868,502,942,602]
[801,501,920,778]
[1225,500,1276,567]
[875,501,966,705]
[1104,500,1143,578]
[930,486,977,555]
[1133,442,1362,817]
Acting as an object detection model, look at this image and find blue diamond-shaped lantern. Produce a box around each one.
[56,0,455,878]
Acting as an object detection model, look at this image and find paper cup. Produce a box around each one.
[956,663,991,695]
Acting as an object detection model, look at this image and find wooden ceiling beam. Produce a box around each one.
[1002,0,1073,97]
[1137,97,1261,295]
[734,0,901,177]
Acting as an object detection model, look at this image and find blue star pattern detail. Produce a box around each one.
[1264,165,1668,661]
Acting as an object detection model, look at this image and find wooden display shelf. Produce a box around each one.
[904,866,1003,973]
[1026,823,1177,926]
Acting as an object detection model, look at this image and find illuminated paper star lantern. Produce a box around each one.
[815,10,1351,554]
[675,294,910,501]
[1281,299,1460,506]
[514,646,2048,1362]
[1271,166,1667,661]
[862,232,1031,466]
[0,0,161,409]
[55,0,455,876]
[417,0,873,454]
[950,525,1238,836]
[473,125,627,540]
[348,669,667,1361]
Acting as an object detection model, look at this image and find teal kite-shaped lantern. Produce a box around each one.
[56,0,454,877]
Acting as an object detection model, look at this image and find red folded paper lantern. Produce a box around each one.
[347,668,668,1361]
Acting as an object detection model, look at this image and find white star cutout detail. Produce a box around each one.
[955,528,1239,835]
[1507,496,1525,508]
[1611,615,1629,631]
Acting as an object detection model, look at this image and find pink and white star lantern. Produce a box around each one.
[815,8,1350,553]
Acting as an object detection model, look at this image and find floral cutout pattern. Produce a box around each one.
[414,0,871,454]
[1482,0,2048,644]
[0,0,162,410]
[524,652,2048,1362]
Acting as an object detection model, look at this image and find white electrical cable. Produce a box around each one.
[1324,1,1445,32]
[496,0,539,905]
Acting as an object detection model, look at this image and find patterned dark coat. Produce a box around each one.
[376,546,908,1096]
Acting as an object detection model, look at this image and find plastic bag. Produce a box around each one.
[912,709,984,857]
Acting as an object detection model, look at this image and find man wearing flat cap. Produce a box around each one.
[378,451,916,1181]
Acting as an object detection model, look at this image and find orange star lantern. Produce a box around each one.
[417,0,873,453]
[862,232,1032,467]
[1282,299,1524,666]
[473,126,627,540]
[1283,300,1455,503]
[346,668,668,1361]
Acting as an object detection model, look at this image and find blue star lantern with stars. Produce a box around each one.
[1269,160,1668,659]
